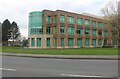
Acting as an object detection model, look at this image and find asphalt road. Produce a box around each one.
[2,56,119,78]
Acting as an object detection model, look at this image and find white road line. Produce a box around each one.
[0,68,16,71]
[60,74,107,77]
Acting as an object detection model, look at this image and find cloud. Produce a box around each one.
[0,0,108,37]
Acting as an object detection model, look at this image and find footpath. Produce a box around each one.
[1,52,119,60]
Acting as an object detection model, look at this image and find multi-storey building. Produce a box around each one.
[28,10,116,48]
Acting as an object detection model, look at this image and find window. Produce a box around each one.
[61,38,64,46]
[85,38,90,46]
[46,27,51,34]
[54,15,57,24]
[54,38,57,47]
[85,29,90,36]
[98,22,102,28]
[60,26,65,34]
[92,30,96,36]
[92,39,96,46]
[77,38,82,46]
[92,20,96,27]
[104,39,107,45]
[46,16,51,23]
[60,15,65,23]
[68,16,74,24]
[77,28,82,35]
[54,26,57,34]
[104,31,108,36]
[112,39,118,45]
[68,27,74,34]
[77,18,82,25]
[30,28,43,34]
[37,38,41,46]
[98,30,102,36]
[98,39,102,46]
[84,19,90,26]
[46,38,50,47]
[68,38,74,46]
[31,38,35,46]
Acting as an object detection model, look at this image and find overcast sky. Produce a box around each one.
[0,0,109,37]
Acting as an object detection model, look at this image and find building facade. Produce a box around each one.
[28,10,116,48]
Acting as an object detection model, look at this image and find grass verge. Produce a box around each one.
[2,46,118,55]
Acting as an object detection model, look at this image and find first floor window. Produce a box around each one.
[61,38,64,46]
[77,28,82,35]
[92,39,96,46]
[68,27,74,35]
[68,38,74,46]
[37,38,41,46]
[77,38,82,46]
[31,38,35,46]
[98,39,102,46]
[85,38,90,46]
[46,38,50,47]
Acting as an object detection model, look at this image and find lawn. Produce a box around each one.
[2,46,118,55]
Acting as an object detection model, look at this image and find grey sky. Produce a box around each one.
[0,0,109,37]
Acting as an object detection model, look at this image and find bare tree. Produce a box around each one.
[101,0,120,46]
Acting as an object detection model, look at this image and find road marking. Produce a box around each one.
[60,74,107,77]
[0,68,16,71]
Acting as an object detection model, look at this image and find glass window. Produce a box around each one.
[60,15,65,23]
[54,26,57,34]
[68,38,74,46]
[54,15,57,24]
[30,28,43,34]
[104,39,107,45]
[37,38,41,46]
[98,30,102,36]
[104,31,108,36]
[54,38,57,47]
[104,23,108,28]
[85,38,90,46]
[46,27,51,34]
[77,38,82,46]
[84,19,90,26]
[98,39,102,46]
[92,39,96,46]
[77,18,82,25]
[98,22,102,28]
[92,30,96,36]
[85,29,90,36]
[61,38,64,46]
[31,38,35,46]
[77,28,82,35]
[46,16,51,23]
[92,20,96,27]
[46,38,50,47]
[112,39,118,45]
[60,26,65,34]
[68,27,74,34]
[68,16,74,24]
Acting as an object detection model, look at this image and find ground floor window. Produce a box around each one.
[46,38,50,47]
[98,39,102,46]
[85,38,90,46]
[31,38,35,46]
[54,38,57,47]
[68,38,74,46]
[92,39,96,46]
[37,38,41,46]
[104,39,107,45]
[77,38,82,46]
[61,38,64,46]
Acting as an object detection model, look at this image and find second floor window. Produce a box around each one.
[68,16,74,24]
[46,16,51,23]
[60,15,65,23]
[84,19,90,26]
[68,27,74,34]
[60,26,65,34]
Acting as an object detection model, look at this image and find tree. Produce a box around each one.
[9,21,20,46]
[101,0,120,46]
[2,19,12,46]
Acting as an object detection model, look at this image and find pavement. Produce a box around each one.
[2,56,119,78]
[0,52,119,60]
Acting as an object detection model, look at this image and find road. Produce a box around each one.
[2,56,118,78]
